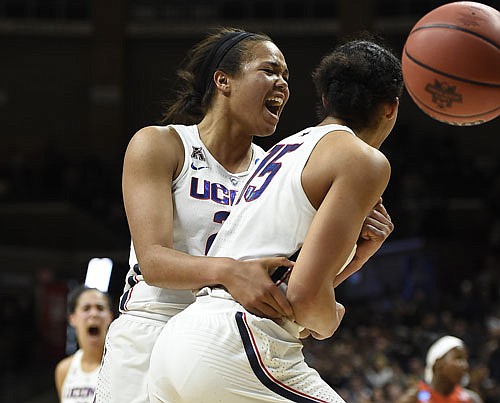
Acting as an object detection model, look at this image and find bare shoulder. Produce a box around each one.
[124,125,185,174]
[55,354,73,375]
[303,129,390,209]
[127,125,183,154]
[316,129,391,182]
[54,355,73,393]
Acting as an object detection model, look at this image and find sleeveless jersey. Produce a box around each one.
[417,380,474,402]
[208,124,356,269]
[61,349,99,403]
[119,124,266,321]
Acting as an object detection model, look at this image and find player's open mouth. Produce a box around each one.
[88,326,100,336]
[265,97,283,116]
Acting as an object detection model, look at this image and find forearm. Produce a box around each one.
[139,245,233,290]
[332,254,368,288]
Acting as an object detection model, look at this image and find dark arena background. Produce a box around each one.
[0,1,499,402]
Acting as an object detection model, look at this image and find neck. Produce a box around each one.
[79,346,104,372]
[432,379,456,396]
[318,116,346,127]
[318,117,382,149]
[197,118,254,174]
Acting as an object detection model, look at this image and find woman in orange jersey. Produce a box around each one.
[398,335,483,403]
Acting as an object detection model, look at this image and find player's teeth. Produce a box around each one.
[267,98,283,106]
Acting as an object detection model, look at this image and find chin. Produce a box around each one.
[255,124,278,138]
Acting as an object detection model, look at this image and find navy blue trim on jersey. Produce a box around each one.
[126,275,136,287]
[271,249,301,285]
[119,264,141,311]
[270,266,291,284]
[235,312,330,403]
[119,290,130,311]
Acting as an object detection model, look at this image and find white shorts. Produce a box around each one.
[148,292,345,403]
[94,313,167,403]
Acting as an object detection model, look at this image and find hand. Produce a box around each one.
[332,199,394,288]
[299,328,311,339]
[225,257,295,321]
[355,198,394,263]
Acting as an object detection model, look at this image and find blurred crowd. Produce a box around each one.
[1,115,499,402]
[303,250,500,403]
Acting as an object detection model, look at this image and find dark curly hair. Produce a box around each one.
[312,35,404,132]
[161,27,273,125]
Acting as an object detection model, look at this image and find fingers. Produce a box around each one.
[299,328,311,339]
[367,203,391,223]
[233,256,295,320]
[245,297,291,321]
[268,285,295,321]
[266,256,295,269]
[335,302,345,321]
[362,219,393,238]
[331,302,345,334]
[362,202,394,240]
[247,285,294,320]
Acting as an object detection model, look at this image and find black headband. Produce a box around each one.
[198,31,256,96]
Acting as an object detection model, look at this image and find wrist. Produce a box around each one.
[211,257,237,287]
[350,253,369,269]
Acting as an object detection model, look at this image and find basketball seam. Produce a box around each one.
[405,84,500,119]
[410,24,499,49]
[403,47,500,88]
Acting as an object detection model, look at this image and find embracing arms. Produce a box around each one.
[286,132,391,339]
[122,126,293,319]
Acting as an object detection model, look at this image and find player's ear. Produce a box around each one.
[385,97,399,120]
[68,313,77,328]
[321,95,327,110]
[214,71,230,94]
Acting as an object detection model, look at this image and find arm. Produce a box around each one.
[286,134,391,339]
[54,356,71,401]
[122,126,293,319]
[298,201,392,339]
[333,199,394,287]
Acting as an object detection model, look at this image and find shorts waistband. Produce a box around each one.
[196,287,305,338]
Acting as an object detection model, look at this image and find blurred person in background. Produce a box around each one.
[398,335,483,403]
[54,286,113,403]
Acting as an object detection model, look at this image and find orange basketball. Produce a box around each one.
[402,1,500,126]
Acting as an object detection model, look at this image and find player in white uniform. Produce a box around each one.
[59,349,100,403]
[94,28,293,403]
[55,286,113,403]
[148,37,404,402]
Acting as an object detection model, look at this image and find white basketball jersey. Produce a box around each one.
[61,349,99,403]
[119,124,266,321]
[208,124,356,266]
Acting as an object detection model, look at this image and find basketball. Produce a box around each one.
[402,1,500,126]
